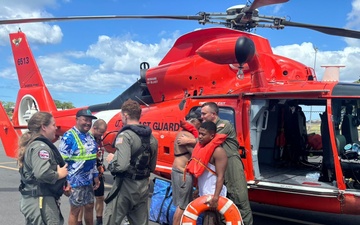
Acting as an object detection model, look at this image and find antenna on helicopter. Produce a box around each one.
[313,45,318,69]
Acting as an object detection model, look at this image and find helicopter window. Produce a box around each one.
[164,146,170,154]
[218,107,236,127]
[331,98,360,187]
[188,106,236,129]
[332,99,360,145]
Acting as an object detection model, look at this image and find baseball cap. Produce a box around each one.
[76,109,97,120]
[186,111,202,123]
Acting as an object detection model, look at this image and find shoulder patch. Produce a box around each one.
[115,137,123,145]
[217,123,226,128]
[38,150,50,159]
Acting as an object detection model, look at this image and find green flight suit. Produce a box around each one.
[104,125,158,225]
[215,118,253,225]
[20,140,64,225]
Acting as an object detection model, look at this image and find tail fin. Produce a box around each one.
[0,103,21,158]
[9,31,57,128]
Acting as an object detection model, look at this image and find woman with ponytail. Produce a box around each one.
[18,112,69,225]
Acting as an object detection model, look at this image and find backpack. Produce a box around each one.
[149,178,176,225]
[113,125,152,180]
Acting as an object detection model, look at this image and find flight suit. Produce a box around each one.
[215,118,253,225]
[20,139,65,225]
[104,125,158,225]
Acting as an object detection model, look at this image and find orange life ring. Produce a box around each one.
[180,195,242,225]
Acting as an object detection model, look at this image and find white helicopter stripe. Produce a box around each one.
[93,109,121,124]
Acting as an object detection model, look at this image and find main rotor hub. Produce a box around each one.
[225,5,259,31]
[226,5,258,16]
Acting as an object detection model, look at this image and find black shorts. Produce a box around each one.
[94,176,105,197]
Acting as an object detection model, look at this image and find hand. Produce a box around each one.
[97,165,105,174]
[93,177,100,190]
[57,163,68,179]
[63,181,71,197]
[177,134,190,145]
[106,153,114,163]
[93,182,100,190]
[204,195,219,211]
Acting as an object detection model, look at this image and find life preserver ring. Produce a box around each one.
[180,195,242,225]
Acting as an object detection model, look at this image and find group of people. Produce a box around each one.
[18,107,108,225]
[17,99,251,225]
[18,99,158,225]
[172,102,253,225]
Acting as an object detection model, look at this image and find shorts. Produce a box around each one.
[94,176,105,197]
[171,168,193,210]
[69,185,94,207]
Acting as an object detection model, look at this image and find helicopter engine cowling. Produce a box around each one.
[196,36,255,65]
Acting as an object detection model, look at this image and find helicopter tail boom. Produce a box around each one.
[10,31,58,128]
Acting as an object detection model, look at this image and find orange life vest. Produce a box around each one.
[186,133,227,178]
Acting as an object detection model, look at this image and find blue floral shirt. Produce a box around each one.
[59,127,98,188]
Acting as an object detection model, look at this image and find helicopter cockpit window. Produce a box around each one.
[218,107,236,127]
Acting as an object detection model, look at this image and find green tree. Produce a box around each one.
[54,100,75,110]
[1,101,15,118]
[1,100,74,118]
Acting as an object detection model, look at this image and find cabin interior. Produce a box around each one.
[255,98,360,190]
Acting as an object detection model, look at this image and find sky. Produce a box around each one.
[0,0,360,107]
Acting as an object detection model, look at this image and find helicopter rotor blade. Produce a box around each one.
[1,2,359,40]
[247,0,289,12]
[0,15,204,25]
[282,20,360,39]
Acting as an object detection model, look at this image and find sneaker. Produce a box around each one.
[123,218,130,225]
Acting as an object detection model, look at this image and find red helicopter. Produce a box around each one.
[1,0,360,215]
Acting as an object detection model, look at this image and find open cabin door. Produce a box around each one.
[248,99,268,179]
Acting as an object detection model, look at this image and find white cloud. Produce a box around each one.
[344,0,360,47]
[31,32,176,96]
[2,0,58,9]
[85,34,174,74]
[0,0,62,45]
[0,67,16,79]
[271,4,283,14]
[273,42,360,82]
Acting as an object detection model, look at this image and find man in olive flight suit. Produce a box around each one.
[104,99,158,225]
